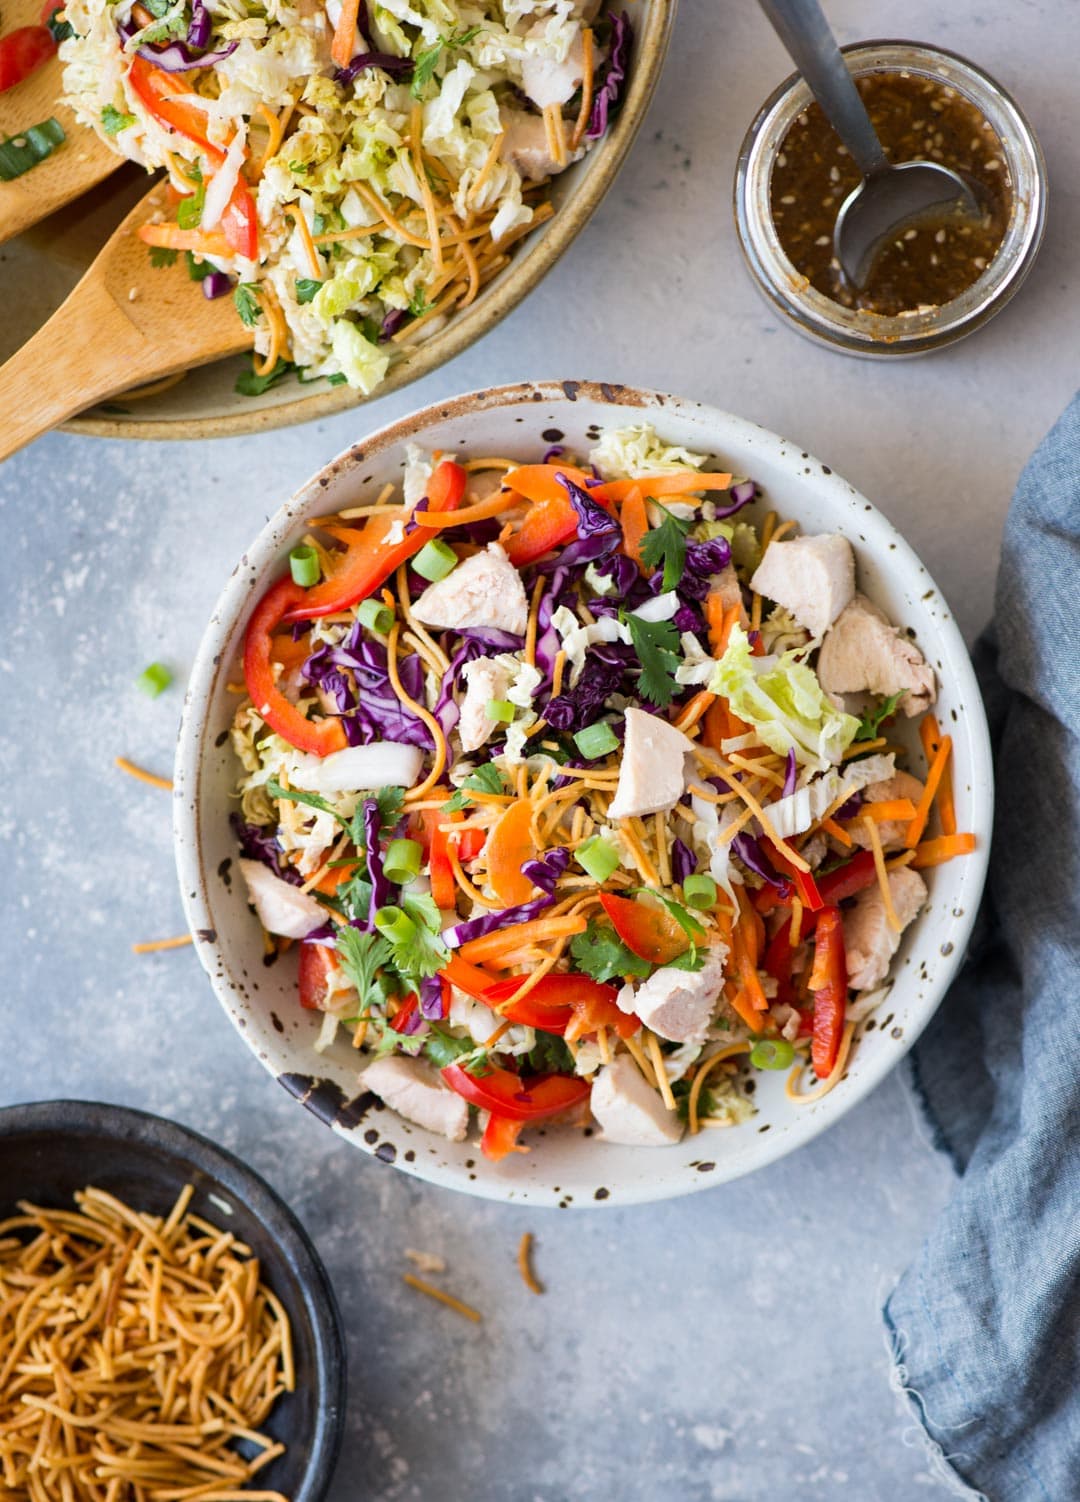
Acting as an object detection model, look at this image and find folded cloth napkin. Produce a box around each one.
[884,393,1080,1501]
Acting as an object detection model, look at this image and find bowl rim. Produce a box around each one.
[59,2,678,443]
[174,378,993,1206]
[0,1097,347,1499]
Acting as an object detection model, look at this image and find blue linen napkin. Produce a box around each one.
[884,393,1080,1501]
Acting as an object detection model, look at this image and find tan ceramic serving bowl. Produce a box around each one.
[174,380,993,1207]
[0,5,674,442]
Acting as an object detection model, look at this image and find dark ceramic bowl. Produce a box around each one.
[0,1099,346,1502]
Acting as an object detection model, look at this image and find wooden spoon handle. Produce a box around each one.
[0,279,168,462]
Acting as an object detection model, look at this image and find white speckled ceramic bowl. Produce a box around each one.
[174,381,992,1206]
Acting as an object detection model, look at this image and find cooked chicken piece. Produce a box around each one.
[362,1057,469,1142]
[710,563,744,613]
[499,106,568,181]
[521,21,588,108]
[849,771,926,852]
[590,1054,683,1146]
[817,593,937,715]
[750,534,855,640]
[412,542,529,636]
[457,657,512,754]
[842,867,928,990]
[607,707,694,821]
[617,944,727,1046]
[237,859,326,939]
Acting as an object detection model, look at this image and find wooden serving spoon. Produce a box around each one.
[0,179,250,461]
[0,0,119,244]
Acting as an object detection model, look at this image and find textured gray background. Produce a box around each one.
[3,1,1078,1497]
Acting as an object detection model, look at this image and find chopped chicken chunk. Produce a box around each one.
[412,542,529,636]
[499,106,579,180]
[617,944,727,1046]
[237,859,326,939]
[817,593,937,715]
[522,22,588,108]
[849,771,926,852]
[457,657,512,753]
[362,1057,469,1142]
[750,533,855,640]
[607,707,694,821]
[590,1055,683,1146]
[842,867,928,990]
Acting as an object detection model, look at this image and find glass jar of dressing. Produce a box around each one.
[733,41,1047,357]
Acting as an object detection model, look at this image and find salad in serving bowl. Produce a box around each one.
[189,392,983,1185]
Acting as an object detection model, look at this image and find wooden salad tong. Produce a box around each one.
[0,179,250,461]
[0,0,119,244]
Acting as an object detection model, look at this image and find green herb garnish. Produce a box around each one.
[623,611,681,708]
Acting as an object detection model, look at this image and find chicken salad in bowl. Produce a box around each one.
[175,382,992,1204]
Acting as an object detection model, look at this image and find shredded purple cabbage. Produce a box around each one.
[586,11,632,139]
[589,551,638,597]
[713,480,757,520]
[521,847,571,895]
[334,52,413,86]
[671,838,696,886]
[783,748,797,799]
[458,628,524,652]
[391,1001,428,1037]
[378,308,408,342]
[836,791,863,821]
[443,895,554,949]
[303,922,338,948]
[303,629,432,749]
[541,444,565,463]
[732,832,790,897]
[187,0,210,48]
[543,649,629,733]
[418,974,445,1022]
[201,271,232,300]
[135,30,237,69]
[363,799,392,925]
[230,814,301,886]
[675,535,733,601]
[551,472,622,567]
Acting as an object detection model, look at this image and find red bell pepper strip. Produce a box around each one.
[298,941,338,1011]
[816,850,878,907]
[416,804,484,910]
[242,576,347,757]
[481,974,639,1040]
[503,491,580,566]
[0,25,55,91]
[441,1062,590,1122]
[598,892,689,966]
[762,924,797,1008]
[808,906,848,1079]
[220,176,258,259]
[481,1113,526,1162]
[128,55,225,164]
[768,845,824,912]
[440,951,502,1003]
[388,993,420,1034]
[282,459,466,621]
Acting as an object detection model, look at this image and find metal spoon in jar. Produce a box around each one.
[757,0,980,289]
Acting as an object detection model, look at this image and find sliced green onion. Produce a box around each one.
[374,905,417,945]
[683,873,717,910]
[383,838,423,884]
[486,699,515,724]
[289,544,320,587]
[357,597,394,634]
[750,1038,796,1071]
[137,662,172,698]
[413,539,458,582]
[573,720,620,760]
[0,118,65,183]
[576,835,620,884]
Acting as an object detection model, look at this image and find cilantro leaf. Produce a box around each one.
[176,165,204,230]
[408,287,432,317]
[326,372,348,386]
[410,24,481,98]
[570,920,651,984]
[101,105,135,136]
[623,612,681,708]
[233,282,262,327]
[186,250,213,281]
[422,1026,477,1070]
[523,1033,576,1075]
[337,873,373,924]
[388,892,449,979]
[444,763,506,812]
[295,277,322,304]
[47,9,74,41]
[148,246,178,268]
[235,359,295,397]
[265,778,348,827]
[335,928,392,1005]
[667,945,705,972]
[638,502,691,592]
[854,690,904,741]
[374,785,406,831]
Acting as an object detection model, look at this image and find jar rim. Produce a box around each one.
[733,40,1048,357]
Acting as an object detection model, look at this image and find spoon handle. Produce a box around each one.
[757,0,888,178]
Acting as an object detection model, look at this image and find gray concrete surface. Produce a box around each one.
[4,1,1078,1496]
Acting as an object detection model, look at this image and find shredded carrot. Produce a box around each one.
[525,575,545,669]
[401,1274,481,1323]
[863,816,902,933]
[673,690,715,734]
[331,0,361,68]
[821,816,852,847]
[570,27,595,149]
[911,832,977,868]
[860,798,918,823]
[920,714,957,836]
[412,492,513,530]
[458,915,586,965]
[252,283,287,376]
[284,205,322,281]
[709,765,810,873]
[788,897,804,948]
[253,100,288,180]
[132,935,193,955]
[115,756,172,791]
[619,484,648,566]
[906,733,953,847]
[517,1233,543,1296]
